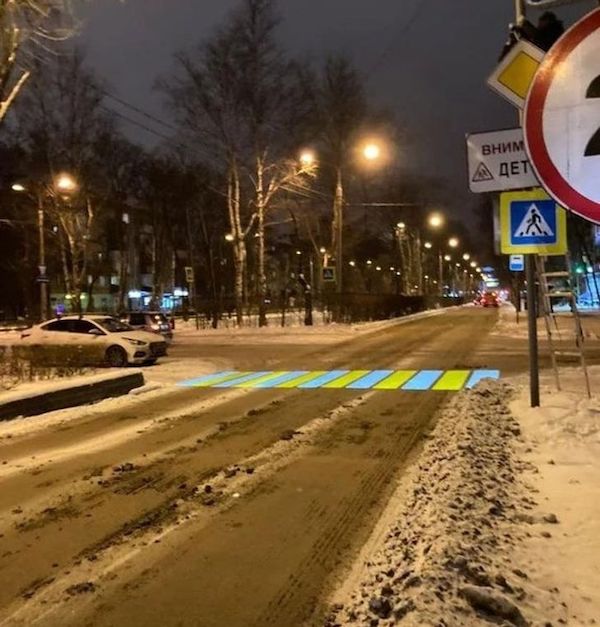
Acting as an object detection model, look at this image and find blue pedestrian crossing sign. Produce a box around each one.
[500,188,567,255]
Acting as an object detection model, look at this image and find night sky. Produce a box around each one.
[78,0,597,216]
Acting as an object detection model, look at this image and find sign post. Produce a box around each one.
[500,188,567,408]
[526,255,540,407]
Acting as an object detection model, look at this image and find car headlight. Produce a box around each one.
[124,337,147,346]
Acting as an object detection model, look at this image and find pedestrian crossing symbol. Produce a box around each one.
[513,202,554,240]
[500,188,567,255]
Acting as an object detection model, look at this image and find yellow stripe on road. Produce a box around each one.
[432,370,471,391]
[194,372,250,387]
[322,370,371,389]
[373,370,417,390]
[236,371,288,388]
[276,371,326,388]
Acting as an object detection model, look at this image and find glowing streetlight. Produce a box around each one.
[448,237,459,248]
[366,259,373,266]
[295,250,302,256]
[428,212,444,228]
[462,253,470,261]
[362,143,381,161]
[225,233,235,242]
[299,150,316,166]
[319,247,327,254]
[470,261,477,268]
[349,260,356,267]
[444,254,451,262]
[424,241,433,249]
[11,183,26,192]
[55,173,78,194]
[375,266,382,271]
[476,266,481,273]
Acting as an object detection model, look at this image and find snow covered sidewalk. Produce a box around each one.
[326,377,599,626]
[510,370,600,626]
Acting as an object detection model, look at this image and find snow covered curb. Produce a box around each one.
[173,306,461,343]
[0,370,145,421]
[326,380,566,626]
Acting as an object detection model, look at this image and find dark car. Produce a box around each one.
[121,311,173,341]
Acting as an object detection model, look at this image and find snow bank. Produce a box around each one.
[510,369,600,626]
[173,308,453,345]
[326,381,575,626]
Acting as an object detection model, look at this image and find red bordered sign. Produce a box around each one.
[524,8,600,224]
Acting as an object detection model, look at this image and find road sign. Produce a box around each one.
[322,267,336,282]
[500,188,567,254]
[509,254,525,272]
[487,40,545,108]
[524,8,600,224]
[466,128,539,192]
[184,266,194,283]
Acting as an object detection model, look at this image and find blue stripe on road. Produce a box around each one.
[466,370,501,388]
[213,371,271,388]
[401,370,443,390]
[177,371,235,387]
[253,371,309,388]
[346,370,394,389]
[297,370,349,389]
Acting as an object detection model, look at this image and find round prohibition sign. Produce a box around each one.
[524,8,600,224]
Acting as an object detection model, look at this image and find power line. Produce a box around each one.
[365,0,428,78]
[101,89,180,134]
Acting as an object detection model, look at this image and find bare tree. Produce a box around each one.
[0,0,76,126]
[17,50,115,312]
[162,0,315,326]
[232,0,316,325]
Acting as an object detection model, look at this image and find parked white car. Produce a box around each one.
[20,315,167,367]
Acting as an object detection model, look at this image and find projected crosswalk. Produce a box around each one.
[178,369,500,391]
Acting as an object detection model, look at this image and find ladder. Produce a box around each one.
[535,254,591,398]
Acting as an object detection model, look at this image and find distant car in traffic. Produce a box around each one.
[120,311,173,341]
[21,315,167,367]
[481,292,499,307]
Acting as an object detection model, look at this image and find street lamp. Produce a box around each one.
[225,233,235,242]
[55,173,78,194]
[424,241,433,249]
[362,143,382,161]
[462,253,470,261]
[299,150,316,166]
[11,175,78,321]
[428,212,444,228]
[448,237,459,248]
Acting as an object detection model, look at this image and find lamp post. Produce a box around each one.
[304,140,385,299]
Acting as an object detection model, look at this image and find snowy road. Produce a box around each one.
[0,308,530,626]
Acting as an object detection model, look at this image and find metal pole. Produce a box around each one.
[37,193,48,321]
[526,255,540,407]
[438,250,444,296]
[335,167,343,294]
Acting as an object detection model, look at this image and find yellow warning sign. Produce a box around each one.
[488,40,544,109]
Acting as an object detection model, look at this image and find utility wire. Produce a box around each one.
[365,0,428,78]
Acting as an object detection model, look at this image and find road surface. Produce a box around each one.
[0,308,536,626]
